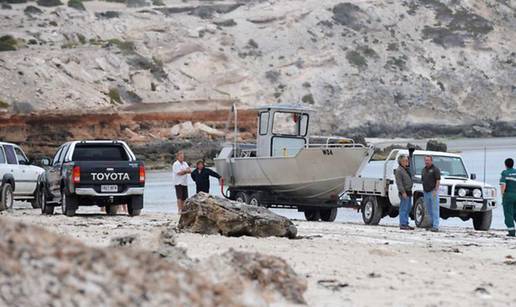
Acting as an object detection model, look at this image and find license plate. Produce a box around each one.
[101,185,118,193]
[462,202,476,210]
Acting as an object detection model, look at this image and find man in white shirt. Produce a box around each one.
[172,151,191,213]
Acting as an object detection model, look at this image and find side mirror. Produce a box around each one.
[41,158,51,167]
[19,159,29,165]
[470,173,476,180]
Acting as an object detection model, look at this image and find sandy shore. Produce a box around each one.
[3,203,516,307]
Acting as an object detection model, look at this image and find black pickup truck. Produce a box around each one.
[38,140,145,216]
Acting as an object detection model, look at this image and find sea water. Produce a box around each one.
[144,137,516,230]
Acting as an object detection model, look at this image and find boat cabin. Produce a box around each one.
[256,104,313,157]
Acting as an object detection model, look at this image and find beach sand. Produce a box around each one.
[4,204,516,307]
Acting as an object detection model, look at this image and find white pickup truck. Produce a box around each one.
[344,149,497,230]
[0,141,45,210]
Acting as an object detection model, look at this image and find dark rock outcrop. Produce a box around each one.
[24,5,43,15]
[95,11,121,19]
[0,217,306,306]
[426,140,447,152]
[68,0,86,11]
[36,0,62,7]
[178,192,298,238]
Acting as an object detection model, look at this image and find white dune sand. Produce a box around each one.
[4,205,516,307]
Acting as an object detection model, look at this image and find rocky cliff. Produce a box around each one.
[0,0,515,138]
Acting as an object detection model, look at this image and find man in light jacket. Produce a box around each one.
[395,154,414,230]
[172,151,191,214]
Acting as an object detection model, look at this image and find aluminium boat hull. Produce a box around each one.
[214,146,372,203]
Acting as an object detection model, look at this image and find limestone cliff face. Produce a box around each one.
[0,0,514,137]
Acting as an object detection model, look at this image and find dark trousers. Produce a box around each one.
[503,193,516,235]
[196,186,209,194]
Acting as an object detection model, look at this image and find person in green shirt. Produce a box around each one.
[500,158,516,237]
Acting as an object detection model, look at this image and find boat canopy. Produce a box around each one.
[256,104,313,157]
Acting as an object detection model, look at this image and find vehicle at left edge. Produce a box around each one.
[0,141,45,210]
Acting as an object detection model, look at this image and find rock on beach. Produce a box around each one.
[178,192,298,238]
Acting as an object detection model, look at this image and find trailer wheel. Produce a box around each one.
[320,208,337,222]
[248,193,264,207]
[472,210,492,231]
[304,209,320,221]
[235,192,249,204]
[414,197,432,228]
[361,196,382,225]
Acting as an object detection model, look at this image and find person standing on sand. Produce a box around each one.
[422,155,441,232]
[395,154,414,230]
[191,160,223,194]
[500,158,516,237]
[173,151,191,214]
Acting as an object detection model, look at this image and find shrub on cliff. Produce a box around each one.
[68,0,85,11]
[0,35,18,51]
[346,50,367,68]
[104,38,135,54]
[37,0,63,7]
[0,99,9,109]
[108,88,122,104]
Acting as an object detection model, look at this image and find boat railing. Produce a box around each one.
[306,136,365,149]
[232,137,365,158]
[235,143,257,158]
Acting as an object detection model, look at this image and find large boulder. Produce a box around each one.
[178,192,297,238]
[0,216,306,306]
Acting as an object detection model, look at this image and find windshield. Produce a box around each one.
[413,155,468,178]
[272,112,309,136]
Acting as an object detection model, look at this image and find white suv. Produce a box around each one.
[0,142,45,210]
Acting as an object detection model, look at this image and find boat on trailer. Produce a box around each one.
[214,104,373,221]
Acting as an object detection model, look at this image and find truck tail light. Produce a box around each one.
[72,166,81,184]
[139,165,145,184]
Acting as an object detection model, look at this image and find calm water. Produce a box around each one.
[144,138,516,230]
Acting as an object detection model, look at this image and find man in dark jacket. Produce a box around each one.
[191,161,222,194]
[395,154,414,230]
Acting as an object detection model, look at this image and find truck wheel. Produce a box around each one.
[304,209,321,221]
[31,187,41,209]
[361,196,382,225]
[235,192,249,204]
[128,196,143,216]
[0,183,14,211]
[414,197,432,228]
[128,207,141,216]
[248,193,265,207]
[320,208,338,222]
[473,210,492,231]
[106,205,118,216]
[61,192,77,217]
[40,188,54,215]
